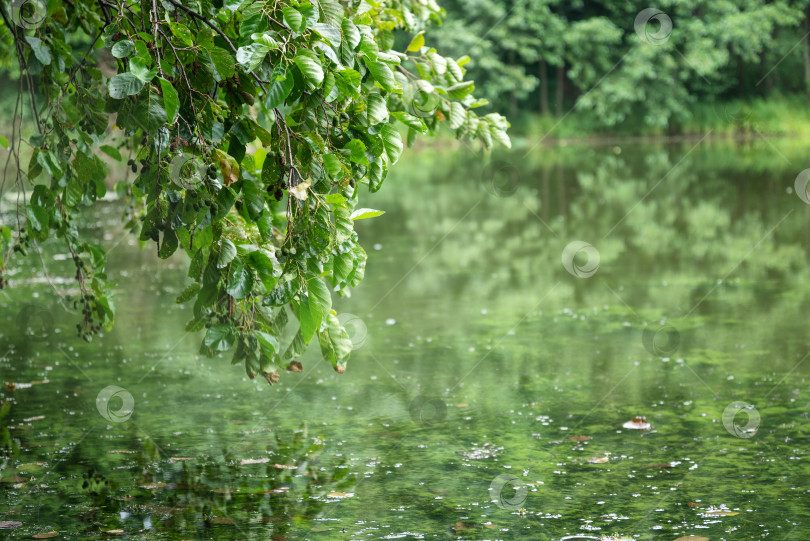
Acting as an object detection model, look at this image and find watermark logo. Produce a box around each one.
[407,83,441,119]
[17,303,54,341]
[489,473,528,511]
[96,385,135,423]
[562,241,600,278]
[408,396,447,425]
[337,313,368,350]
[481,160,520,198]
[794,169,810,204]
[642,322,680,358]
[635,8,673,45]
[722,401,760,439]
[10,0,47,30]
[169,152,207,190]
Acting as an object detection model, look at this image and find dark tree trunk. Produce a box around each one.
[555,63,565,117]
[539,59,549,115]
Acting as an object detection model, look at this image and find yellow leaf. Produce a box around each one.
[407,31,425,52]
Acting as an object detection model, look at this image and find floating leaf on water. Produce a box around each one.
[33,532,58,539]
[587,456,610,464]
[0,521,22,529]
[456,403,468,408]
[240,458,270,465]
[622,417,652,430]
[273,463,296,469]
[107,450,136,454]
[22,416,45,422]
[169,457,195,462]
[674,537,709,541]
[327,492,354,498]
[102,530,125,535]
[262,487,290,494]
[568,435,591,442]
[687,502,701,507]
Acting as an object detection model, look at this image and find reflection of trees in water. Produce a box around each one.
[4,418,355,539]
[377,144,809,308]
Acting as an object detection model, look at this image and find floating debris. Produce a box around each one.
[461,443,504,460]
[674,537,709,541]
[704,506,738,517]
[239,458,270,465]
[273,463,297,470]
[33,532,58,539]
[327,492,354,498]
[587,456,610,464]
[622,417,651,430]
[0,521,22,529]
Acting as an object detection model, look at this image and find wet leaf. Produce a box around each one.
[568,435,591,442]
[0,521,22,529]
[674,537,709,541]
[33,532,58,539]
[327,492,354,498]
[587,456,609,464]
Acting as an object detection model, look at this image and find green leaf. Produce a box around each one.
[225,259,253,299]
[265,65,294,109]
[175,282,202,304]
[367,93,388,125]
[447,81,475,100]
[108,73,144,99]
[448,102,466,130]
[294,51,324,88]
[391,111,427,133]
[363,58,399,93]
[350,208,385,220]
[283,7,304,33]
[407,31,425,52]
[111,40,135,58]
[318,312,352,370]
[256,331,279,357]
[204,324,236,352]
[294,277,331,344]
[169,22,193,46]
[236,43,270,72]
[343,139,368,165]
[73,151,108,185]
[0,136,8,149]
[159,78,179,124]
[99,145,122,161]
[380,124,403,164]
[130,57,158,83]
[242,178,265,221]
[25,37,51,65]
[218,238,237,268]
[159,228,178,259]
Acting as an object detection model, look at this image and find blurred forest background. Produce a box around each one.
[431,0,810,137]
[3,0,810,139]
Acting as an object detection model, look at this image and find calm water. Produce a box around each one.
[1,139,810,540]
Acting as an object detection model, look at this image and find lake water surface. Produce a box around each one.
[1,139,809,539]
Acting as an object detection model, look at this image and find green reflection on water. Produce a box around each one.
[1,140,809,540]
